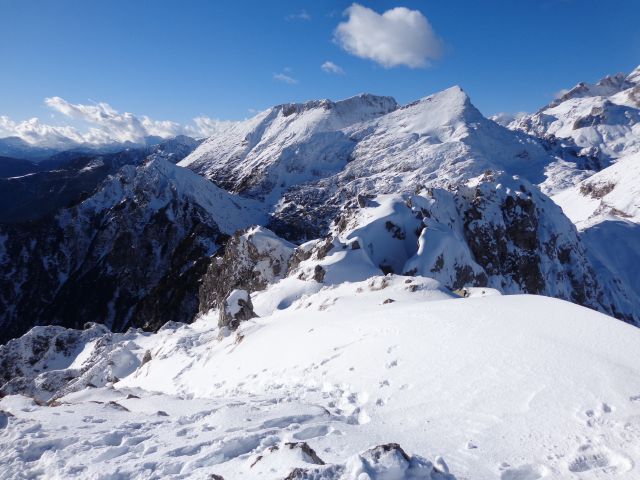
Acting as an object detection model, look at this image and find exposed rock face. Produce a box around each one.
[218,289,256,330]
[250,442,325,471]
[199,226,295,314]
[0,159,263,343]
[281,443,457,479]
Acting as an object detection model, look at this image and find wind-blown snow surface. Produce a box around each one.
[2,277,640,479]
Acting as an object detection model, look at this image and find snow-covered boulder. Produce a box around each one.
[218,289,257,330]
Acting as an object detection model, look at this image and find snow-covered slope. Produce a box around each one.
[2,71,640,478]
[511,65,640,194]
[551,151,640,320]
[179,94,398,203]
[182,87,550,207]
[553,152,640,228]
[2,279,640,479]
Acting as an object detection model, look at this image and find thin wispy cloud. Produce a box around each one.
[334,3,443,69]
[286,10,311,21]
[321,61,345,75]
[273,72,298,84]
[0,98,234,148]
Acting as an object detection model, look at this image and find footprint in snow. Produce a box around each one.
[567,444,632,474]
[584,402,614,427]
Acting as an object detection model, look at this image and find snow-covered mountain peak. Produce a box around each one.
[273,92,398,121]
[390,86,481,138]
[548,71,635,109]
[626,64,640,84]
[178,93,400,203]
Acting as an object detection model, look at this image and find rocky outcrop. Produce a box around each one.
[281,443,457,479]
[199,226,294,314]
[316,173,632,321]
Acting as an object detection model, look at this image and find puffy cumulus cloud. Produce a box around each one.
[0,98,234,148]
[273,72,298,84]
[0,115,85,148]
[321,61,345,75]
[334,4,443,69]
[44,97,174,144]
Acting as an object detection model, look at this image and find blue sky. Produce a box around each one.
[1,0,639,141]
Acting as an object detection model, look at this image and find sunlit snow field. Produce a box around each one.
[1,276,640,479]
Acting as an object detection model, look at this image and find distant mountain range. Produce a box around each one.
[0,65,639,343]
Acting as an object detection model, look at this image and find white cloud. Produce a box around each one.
[185,117,236,137]
[321,61,345,75]
[0,115,86,148]
[554,88,570,99]
[286,10,311,21]
[334,3,443,69]
[0,98,235,148]
[273,72,298,84]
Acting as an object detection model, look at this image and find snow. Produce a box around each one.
[64,157,266,236]
[2,279,640,479]
[78,157,105,173]
[181,87,551,211]
[179,94,398,203]
[511,66,640,192]
[553,152,640,229]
